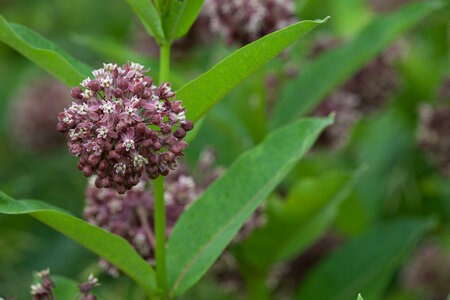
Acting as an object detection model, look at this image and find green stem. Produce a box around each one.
[154,176,168,297]
[159,43,171,83]
[154,42,171,299]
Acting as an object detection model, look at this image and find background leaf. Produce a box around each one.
[235,170,357,270]
[166,116,334,296]
[295,217,435,300]
[271,1,443,128]
[163,0,205,40]
[0,15,91,86]
[125,0,165,43]
[0,191,157,296]
[177,18,329,122]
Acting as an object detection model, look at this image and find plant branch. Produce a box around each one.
[136,206,156,249]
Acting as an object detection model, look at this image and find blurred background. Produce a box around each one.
[0,0,449,299]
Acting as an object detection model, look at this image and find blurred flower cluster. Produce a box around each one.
[204,0,298,45]
[401,242,450,300]
[9,79,72,153]
[309,37,401,149]
[84,149,224,276]
[417,77,450,176]
[57,62,193,194]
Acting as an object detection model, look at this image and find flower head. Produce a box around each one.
[204,0,298,45]
[57,61,194,193]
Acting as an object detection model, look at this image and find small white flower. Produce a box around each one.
[92,68,105,78]
[87,274,99,286]
[81,77,91,88]
[103,63,117,72]
[130,62,144,72]
[123,138,135,151]
[101,100,114,114]
[101,76,113,88]
[178,111,186,124]
[81,89,94,99]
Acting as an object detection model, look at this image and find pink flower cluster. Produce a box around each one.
[83,150,224,276]
[204,0,298,45]
[57,62,193,194]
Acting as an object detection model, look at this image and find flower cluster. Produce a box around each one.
[401,242,450,300]
[57,62,193,194]
[10,79,72,152]
[204,0,298,45]
[417,103,450,176]
[84,149,224,276]
[308,36,401,149]
[311,91,361,149]
[28,269,99,300]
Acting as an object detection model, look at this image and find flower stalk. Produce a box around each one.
[154,41,171,299]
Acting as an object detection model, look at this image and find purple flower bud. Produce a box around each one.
[182,120,194,131]
[88,79,101,92]
[71,87,84,99]
[117,77,129,91]
[173,128,186,139]
[112,88,123,98]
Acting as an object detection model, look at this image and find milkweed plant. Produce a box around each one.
[0,0,448,299]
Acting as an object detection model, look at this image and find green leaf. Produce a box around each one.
[178,18,329,123]
[271,1,443,128]
[52,276,81,299]
[167,116,334,296]
[0,191,157,296]
[163,0,205,40]
[357,294,364,300]
[0,15,91,86]
[295,217,435,300]
[236,170,356,270]
[125,0,165,43]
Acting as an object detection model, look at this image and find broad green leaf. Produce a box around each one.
[177,18,329,122]
[357,294,364,300]
[296,217,435,300]
[272,1,443,128]
[0,191,157,296]
[236,171,356,270]
[125,0,165,43]
[163,0,205,40]
[167,116,334,296]
[0,15,91,86]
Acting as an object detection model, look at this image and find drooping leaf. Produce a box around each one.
[271,1,443,128]
[0,192,157,296]
[163,0,205,40]
[0,15,91,86]
[236,170,356,270]
[167,116,334,296]
[177,18,329,122]
[295,217,435,300]
[125,0,165,43]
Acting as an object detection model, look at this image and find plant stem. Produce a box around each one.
[159,43,171,83]
[154,176,167,298]
[154,43,171,299]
